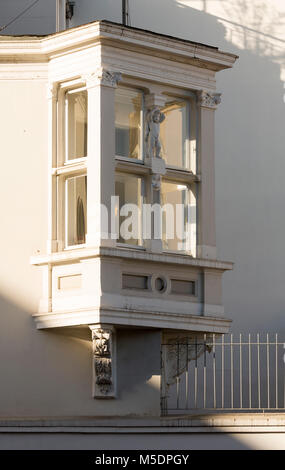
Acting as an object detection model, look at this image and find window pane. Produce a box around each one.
[161,180,190,252]
[115,173,142,245]
[115,88,142,159]
[160,100,189,169]
[66,175,87,246]
[66,90,88,160]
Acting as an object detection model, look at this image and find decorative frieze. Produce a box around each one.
[89,325,116,398]
[198,90,222,109]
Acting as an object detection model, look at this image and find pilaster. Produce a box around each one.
[196,90,221,259]
[47,82,58,254]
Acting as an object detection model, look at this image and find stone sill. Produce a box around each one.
[31,245,233,271]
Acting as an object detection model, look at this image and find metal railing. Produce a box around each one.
[161,333,285,415]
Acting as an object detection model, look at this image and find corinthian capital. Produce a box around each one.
[198,91,222,109]
[83,68,122,89]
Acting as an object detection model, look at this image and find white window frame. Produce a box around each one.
[54,81,88,251]
[115,86,145,163]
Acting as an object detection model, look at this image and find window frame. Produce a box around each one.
[115,171,145,248]
[115,85,145,163]
[161,93,197,173]
[55,81,88,251]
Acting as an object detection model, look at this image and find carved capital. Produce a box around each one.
[89,325,116,398]
[198,91,222,109]
[46,82,58,101]
[83,69,122,89]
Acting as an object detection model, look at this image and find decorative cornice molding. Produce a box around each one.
[198,91,222,109]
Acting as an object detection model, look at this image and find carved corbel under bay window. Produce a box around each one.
[89,325,116,398]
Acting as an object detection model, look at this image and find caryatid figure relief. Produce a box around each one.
[145,106,165,159]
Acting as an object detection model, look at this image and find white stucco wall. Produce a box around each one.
[1,0,284,335]
[0,79,160,416]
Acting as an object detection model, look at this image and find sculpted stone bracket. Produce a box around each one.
[198,90,222,109]
[89,324,116,398]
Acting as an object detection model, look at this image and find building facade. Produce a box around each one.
[0,1,284,449]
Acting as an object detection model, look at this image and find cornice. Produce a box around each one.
[0,20,238,71]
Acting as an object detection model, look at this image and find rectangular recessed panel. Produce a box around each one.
[58,274,82,290]
[171,279,196,296]
[122,274,148,290]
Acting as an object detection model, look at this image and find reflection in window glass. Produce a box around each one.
[160,100,190,169]
[115,88,142,160]
[161,180,190,252]
[66,175,87,246]
[66,90,88,160]
[115,173,143,246]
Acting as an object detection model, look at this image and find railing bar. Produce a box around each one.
[249,333,252,409]
[231,333,233,409]
[275,333,278,409]
[213,334,216,409]
[257,333,261,409]
[176,342,179,409]
[267,333,270,409]
[240,333,243,408]
[222,334,224,409]
[185,339,189,410]
[194,336,198,409]
[204,333,207,409]
[162,333,285,416]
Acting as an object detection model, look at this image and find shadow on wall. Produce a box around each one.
[0,291,161,417]
[73,0,285,333]
[124,0,285,334]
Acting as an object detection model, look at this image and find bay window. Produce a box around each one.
[54,82,196,254]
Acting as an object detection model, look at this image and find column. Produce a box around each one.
[84,68,122,248]
[197,91,221,259]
